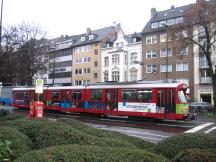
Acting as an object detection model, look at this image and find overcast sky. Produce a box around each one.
[3,0,196,38]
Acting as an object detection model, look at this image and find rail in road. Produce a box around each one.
[1,105,216,143]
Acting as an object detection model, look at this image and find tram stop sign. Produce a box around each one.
[35,79,44,94]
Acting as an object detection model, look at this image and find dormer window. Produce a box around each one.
[132,38,137,43]
[89,35,94,40]
[81,37,85,42]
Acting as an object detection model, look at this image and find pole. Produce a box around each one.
[162,23,169,81]
[0,0,3,49]
[52,52,55,86]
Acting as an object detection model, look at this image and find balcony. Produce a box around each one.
[199,60,209,69]
[200,77,212,84]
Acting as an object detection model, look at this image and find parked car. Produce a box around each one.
[189,101,212,117]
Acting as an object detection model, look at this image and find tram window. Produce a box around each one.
[72,90,82,100]
[137,89,152,102]
[39,94,44,101]
[91,89,102,100]
[122,90,135,102]
[51,91,59,101]
[17,91,28,99]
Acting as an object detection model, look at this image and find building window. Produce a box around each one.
[146,50,157,59]
[94,61,98,67]
[130,71,137,81]
[81,37,85,42]
[75,45,92,54]
[75,69,82,75]
[75,80,82,85]
[112,70,120,81]
[175,30,187,39]
[104,70,109,82]
[176,62,189,71]
[132,38,137,43]
[130,52,137,63]
[104,57,109,67]
[175,17,183,24]
[94,73,98,78]
[146,64,157,73]
[83,68,90,74]
[159,20,166,27]
[177,46,188,55]
[151,22,159,29]
[146,35,157,44]
[94,49,98,55]
[160,64,172,72]
[76,58,82,64]
[167,19,175,26]
[160,48,172,57]
[83,80,90,86]
[83,57,91,63]
[112,54,120,64]
[89,35,94,40]
[160,33,167,42]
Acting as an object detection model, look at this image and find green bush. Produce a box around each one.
[0,109,10,117]
[0,140,13,161]
[58,117,153,150]
[35,123,136,149]
[0,113,24,122]
[152,133,216,159]
[174,148,216,162]
[14,144,170,162]
[0,126,33,160]
[0,118,62,146]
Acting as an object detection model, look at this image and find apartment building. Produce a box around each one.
[45,35,83,86]
[141,5,195,98]
[101,24,142,82]
[72,26,116,85]
[142,0,216,104]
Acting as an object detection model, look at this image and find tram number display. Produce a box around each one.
[118,102,157,113]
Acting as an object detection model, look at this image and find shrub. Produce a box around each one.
[0,118,62,146]
[152,133,216,159]
[14,144,170,162]
[0,109,10,117]
[0,126,33,160]
[0,113,24,122]
[35,123,136,149]
[0,140,13,161]
[58,117,153,150]
[174,148,216,162]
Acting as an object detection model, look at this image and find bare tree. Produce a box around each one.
[0,22,49,86]
[171,0,216,110]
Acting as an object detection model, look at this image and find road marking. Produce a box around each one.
[157,123,194,128]
[100,127,169,138]
[185,122,214,133]
[205,126,216,134]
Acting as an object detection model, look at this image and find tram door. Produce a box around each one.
[60,90,71,108]
[105,89,118,111]
[157,89,175,118]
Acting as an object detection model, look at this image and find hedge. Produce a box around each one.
[174,148,216,162]
[0,126,33,160]
[0,113,24,122]
[152,133,216,159]
[58,117,153,150]
[14,144,170,162]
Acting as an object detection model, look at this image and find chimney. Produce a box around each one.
[171,5,175,9]
[86,28,91,35]
[151,8,157,18]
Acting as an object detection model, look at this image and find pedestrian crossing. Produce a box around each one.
[185,122,216,134]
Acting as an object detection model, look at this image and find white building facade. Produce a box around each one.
[101,26,142,82]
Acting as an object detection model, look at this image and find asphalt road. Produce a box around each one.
[1,104,216,143]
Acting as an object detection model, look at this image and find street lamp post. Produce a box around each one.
[162,23,169,81]
[0,0,3,49]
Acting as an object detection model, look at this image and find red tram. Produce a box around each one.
[12,81,189,120]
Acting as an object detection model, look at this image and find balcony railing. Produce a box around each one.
[200,77,212,84]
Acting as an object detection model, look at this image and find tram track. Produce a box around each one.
[13,108,194,133]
